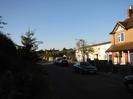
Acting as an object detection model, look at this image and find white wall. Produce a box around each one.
[75,42,111,61]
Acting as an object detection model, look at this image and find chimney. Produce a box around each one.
[128,5,133,18]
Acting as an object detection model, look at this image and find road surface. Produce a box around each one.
[44,63,133,99]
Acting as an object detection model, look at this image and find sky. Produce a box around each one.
[0,0,132,50]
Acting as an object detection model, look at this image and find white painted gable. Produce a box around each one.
[116,25,124,32]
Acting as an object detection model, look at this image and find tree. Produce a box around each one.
[76,39,86,62]
[76,39,94,62]
[0,16,7,29]
[43,49,60,61]
[62,48,67,56]
[21,30,41,52]
[84,46,94,60]
[20,30,42,61]
[0,31,16,56]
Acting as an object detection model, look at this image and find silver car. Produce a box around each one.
[53,57,62,65]
[72,62,97,74]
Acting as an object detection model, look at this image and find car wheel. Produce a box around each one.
[127,83,133,93]
[73,68,78,72]
[79,69,83,74]
[72,67,76,71]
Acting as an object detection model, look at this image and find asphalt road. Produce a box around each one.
[44,63,133,99]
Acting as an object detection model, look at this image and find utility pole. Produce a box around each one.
[80,39,85,62]
[76,38,86,62]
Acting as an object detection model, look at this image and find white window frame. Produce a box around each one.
[118,32,125,43]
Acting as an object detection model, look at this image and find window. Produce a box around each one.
[118,32,125,42]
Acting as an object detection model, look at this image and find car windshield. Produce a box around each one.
[62,57,67,60]
[80,62,92,66]
[57,59,61,61]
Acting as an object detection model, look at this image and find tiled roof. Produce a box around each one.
[88,41,111,47]
[106,41,133,52]
[120,17,133,29]
[110,17,133,34]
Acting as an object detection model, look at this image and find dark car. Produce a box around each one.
[53,57,62,65]
[54,57,68,66]
[124,75,133,93]
[72,62,97,74]
[61,59,68,66]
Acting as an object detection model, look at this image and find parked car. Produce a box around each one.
[53,57,62,65]
[124,75,133,93]
[54,57,68,66]
[72,62,97,74]
[61,59,69,66]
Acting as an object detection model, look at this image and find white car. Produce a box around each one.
[54,57,68,66]
[53,57,62,65]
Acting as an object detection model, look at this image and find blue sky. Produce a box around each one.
[0,0,132,50]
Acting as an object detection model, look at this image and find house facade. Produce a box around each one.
[76,41,111,62]
[106,5,133,65]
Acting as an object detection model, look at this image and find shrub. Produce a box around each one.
[0,32,17,56]
[0,32,48,99]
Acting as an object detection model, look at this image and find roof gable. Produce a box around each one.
[110,17,133,34]
[110,22,125,34]
[116,25,124,32]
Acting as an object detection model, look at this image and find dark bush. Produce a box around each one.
[0,32,48,99]
[93,60,113,73]
[0,32,17,56]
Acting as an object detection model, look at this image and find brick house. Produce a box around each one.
[106,5,133,65]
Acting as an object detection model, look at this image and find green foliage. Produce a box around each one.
[20,30,42,62]
[43,49,60,61]
[62,48,67,56]
[0,53,48,99]
[43,48,75,61]
[0,16,7,28]
[36,50,45,60]
[88,47,94,53]
[0,31,48,99]
[0,32,17,56]
[21,30,38,52]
